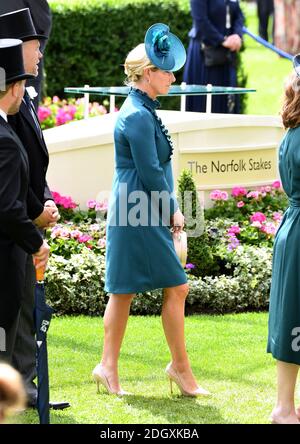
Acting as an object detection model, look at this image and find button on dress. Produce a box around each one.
[268,127,300,364]
[104,88,187,294]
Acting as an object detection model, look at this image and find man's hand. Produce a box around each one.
[222,34,242,52]
[33,240,50,270]
[34,201,59,229]
[44,200,60,225]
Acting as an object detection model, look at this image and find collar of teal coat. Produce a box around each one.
[129,87,160,111]
[129,87,174,161]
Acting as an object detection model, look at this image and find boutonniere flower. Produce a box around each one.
[26,86,38,100]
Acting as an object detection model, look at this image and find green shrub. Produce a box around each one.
[177,169,220,277]
[45,244,271,316]
[46,249,107,316]
[46,0,247,112]
[187,245,272,313]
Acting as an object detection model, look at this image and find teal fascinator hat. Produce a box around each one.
[144,23,186,72]
[293,54,300,77]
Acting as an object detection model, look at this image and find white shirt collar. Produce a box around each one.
[0,108,7,122]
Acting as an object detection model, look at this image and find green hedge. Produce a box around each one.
[46,0,247,112]
[45,244,271,316]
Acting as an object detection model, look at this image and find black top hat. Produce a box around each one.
[0,8,47,42]
[0,39,35,86]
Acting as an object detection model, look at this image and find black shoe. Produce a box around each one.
[49,401,71,410]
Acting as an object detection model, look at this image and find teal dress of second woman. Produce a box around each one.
[104,88,187,294]
[268,126,300,364]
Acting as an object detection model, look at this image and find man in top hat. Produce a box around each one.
[0,0,52,109]
[0,38,50,363]
[0,8,59,407]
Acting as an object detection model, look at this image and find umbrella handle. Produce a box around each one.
[34,259,45,282]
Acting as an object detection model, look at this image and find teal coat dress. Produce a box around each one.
[268,127,300,364]
[104,88,187,294]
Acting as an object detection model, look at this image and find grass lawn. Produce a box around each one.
[243,2,291,115]
[13,312,299,425]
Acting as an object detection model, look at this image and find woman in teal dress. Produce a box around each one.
[267,65,300,424]
[92,24,210,397]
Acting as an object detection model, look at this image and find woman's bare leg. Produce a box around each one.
[161,283,200,392]
[100,293,135,391]
[271,360,300,424]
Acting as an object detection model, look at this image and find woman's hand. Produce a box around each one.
[222,34,242,52]
[171,209,185,233]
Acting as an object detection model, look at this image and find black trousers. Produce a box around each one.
[12,255,37,397]
[257,0,274,42]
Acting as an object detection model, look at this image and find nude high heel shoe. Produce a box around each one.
[165,363,211,397]
[92,364,130,396]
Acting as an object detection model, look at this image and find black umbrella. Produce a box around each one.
[34,265,54,425]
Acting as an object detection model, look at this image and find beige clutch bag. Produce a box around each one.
[172,230,187,268]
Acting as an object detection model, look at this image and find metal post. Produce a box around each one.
[109,95,115,113]
[206,84,212,113]
[180,82,186,112]
[84,84,90,119]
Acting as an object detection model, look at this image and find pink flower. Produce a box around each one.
[232,187,247,198]
[50,226,62,239]
[56,108,73,126]
[272,212,282,222]
[260,222,277,236]
[50,226,70,239]
[60,196,77,209]
[251,221,262,228]
[250,212,267,223]
[237,201,245,208]
[38,106,52,123]
[263,223,277,235]
[247,191,260,200]
[95,200,108,212]
[272,180,281,189]
[210,190,228,201]
[51,191,77,209]
[78,234,92,243]
[53,96,60,104]
[87,199,97,209]
[228,225,241,234]
[210,190,221,200]
[90,224,100,232]
[70,229,82,239]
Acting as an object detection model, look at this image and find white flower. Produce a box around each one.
[26,86,38,100]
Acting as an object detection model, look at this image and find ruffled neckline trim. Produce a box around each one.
[129,87,160,110]
[129,87,174,161]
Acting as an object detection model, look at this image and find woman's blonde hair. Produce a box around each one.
[281,72,300,129]
[124,43,156,85]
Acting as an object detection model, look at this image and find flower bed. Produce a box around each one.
[38,96,108,130]
[44,181,288,316]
